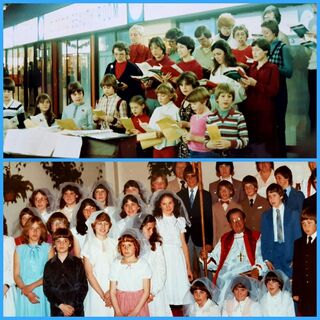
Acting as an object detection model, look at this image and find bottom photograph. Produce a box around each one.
[3,161,316,317]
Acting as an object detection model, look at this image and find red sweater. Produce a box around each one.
[145,55,174,99]
[178,59,203,80]
[131,113,150,132]
[232,46,253,66]
[129,44,151,63]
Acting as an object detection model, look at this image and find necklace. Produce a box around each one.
[234,235,245,262]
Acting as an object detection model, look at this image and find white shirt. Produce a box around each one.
[189,299,221,316]
[148,101,180,150]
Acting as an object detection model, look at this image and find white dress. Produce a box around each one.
[189,299,221,316]
[3,236,16,316]
[222,297,262,316]
[260,290,295,316]
[71,227,87,255]
[109,258,152,291]
[82,236,117,316]
[156,215,191,305]
[144,243,172,316]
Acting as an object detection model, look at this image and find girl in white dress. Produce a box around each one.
[222,275,262,316]
[58,184,82,223]
[186,278,221,316]
[123,179,149,204]
[109,230,151,316]
[260,270,295,316]
[136,214,172,316]
[70,198,101,256]
[152,190,192,306]
[4,217,16,316]
[111,194,145,240]
[82,211,117,316]
[29,188,55,223]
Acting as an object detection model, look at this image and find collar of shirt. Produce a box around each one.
[220,176,233,184]
[3,98,14,109]
[308,231,317,243]
[248,195,257,202]
[188,186,198,195]
[272,203,284,215]
[285,185,292,197]
[234,232,244,239]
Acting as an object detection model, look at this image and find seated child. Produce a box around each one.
[259,270,295,316]
[292,207,317,316]
[62,81,94,130]
[3,77,25,129]
[43,228,88,316]
[187,278,221,316]
[33,93,56,126]
[205,83,248,157]
[144,83,180,158]
[94,73,127,131]
[128,95,152,157]
[222,275,262,316]
[183,87,213,158]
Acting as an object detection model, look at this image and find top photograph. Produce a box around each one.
[3,2,317,159]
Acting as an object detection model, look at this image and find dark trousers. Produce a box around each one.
[308,69,316,134]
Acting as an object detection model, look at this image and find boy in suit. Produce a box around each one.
[240,175,270,232]
[177,164,213,278]
[274,165,304,213]
[292,207,316,316]
[261,183,301,278]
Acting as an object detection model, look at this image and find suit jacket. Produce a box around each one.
[104,60,144,103]
[285,187,305,214]
[240,194,270,232]
[209,178,246,204]
[167,178,184,193]
[292,236,316,316]
[177,188,213,247]
[303,193,316,211]
[261,206,301,275]
[212,200,242,246]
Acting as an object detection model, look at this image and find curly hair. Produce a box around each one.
[59,184,82,209]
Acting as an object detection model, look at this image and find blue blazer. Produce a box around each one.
[286,187,305,213]
[261,206,301,270]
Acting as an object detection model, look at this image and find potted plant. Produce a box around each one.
[147,162,174,179]
[3,163,34,204]
[40,162,84,189]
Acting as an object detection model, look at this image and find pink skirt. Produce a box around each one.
[116,289,150,317]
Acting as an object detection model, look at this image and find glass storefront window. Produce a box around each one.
[78,38,91,106]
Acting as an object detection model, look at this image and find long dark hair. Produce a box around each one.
[211,40,237,75]
[76,198,101,235]
[153,192,181,219]
[140,214,162,251]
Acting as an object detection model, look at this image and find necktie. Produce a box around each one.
[180,180,186,190]
[276,209,283,243]
[249,199,254,207]
[308,236,312,245]
[283,189,288,203]
[220,200,230,205]
[190,189,195,207]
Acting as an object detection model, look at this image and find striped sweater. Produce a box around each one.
[3,99,25,128]
[205,108,249,149]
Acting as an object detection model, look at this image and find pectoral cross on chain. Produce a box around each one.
[237,252,244,262]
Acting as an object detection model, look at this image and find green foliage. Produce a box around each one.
[3,163,34,204]
[147,162,175,179]
[40,162,84,189]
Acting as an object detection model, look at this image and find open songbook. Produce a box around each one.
[290,24,309,38]
[132,62,184,80]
